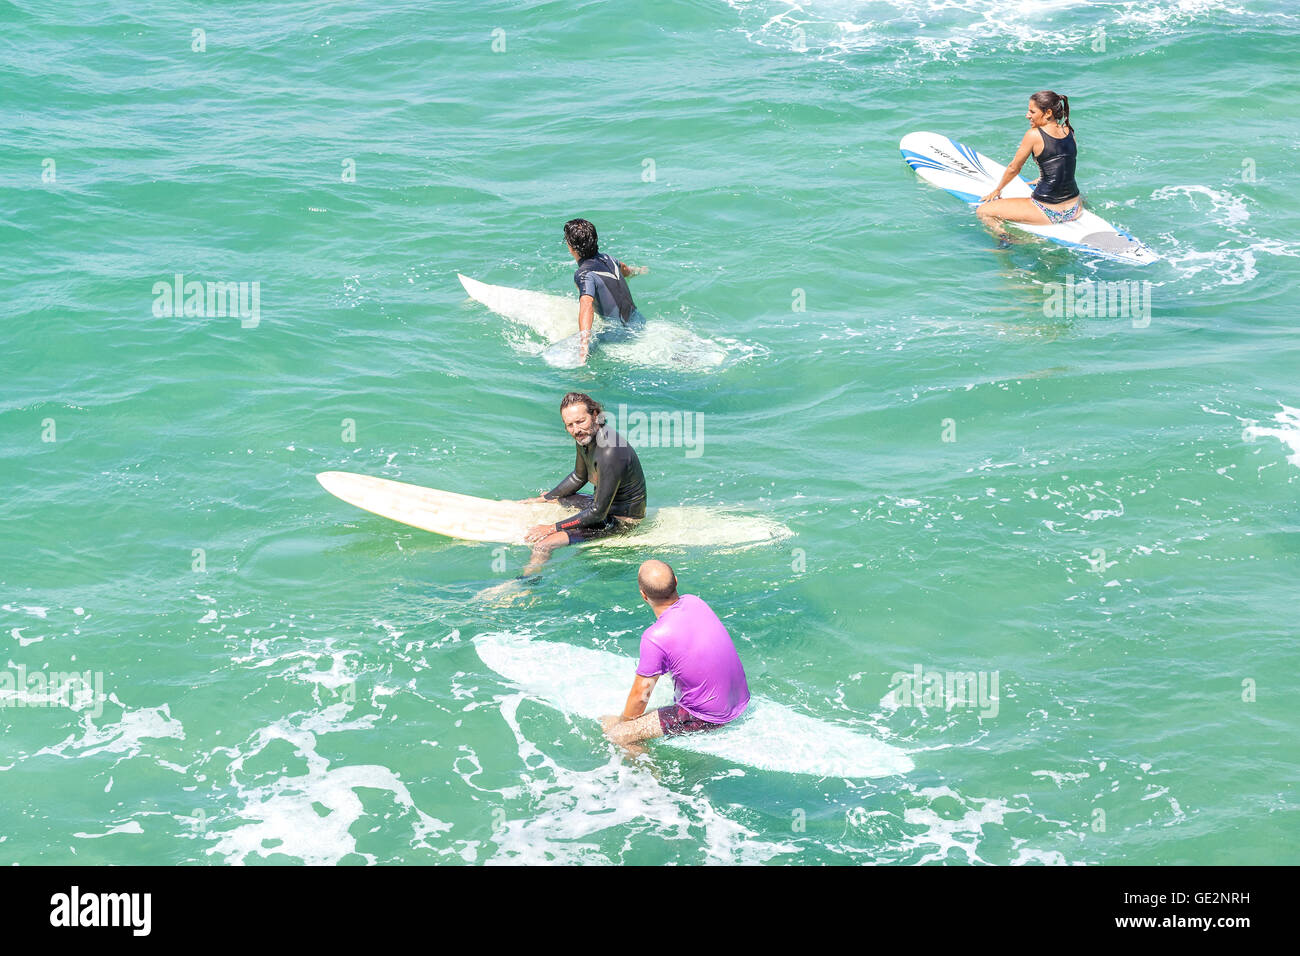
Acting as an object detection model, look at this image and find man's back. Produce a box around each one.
[574,253,636,322]
[637,595,749,724]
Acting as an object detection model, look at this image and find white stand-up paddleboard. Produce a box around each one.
[475,632,914,778]
[457,273,729,370]
[317,471,792,549]
[900,131,1158,265]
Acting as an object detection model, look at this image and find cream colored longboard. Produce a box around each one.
[317,471,792,549]
[457,273,604,344]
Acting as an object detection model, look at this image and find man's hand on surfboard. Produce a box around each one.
[524,523,555,544]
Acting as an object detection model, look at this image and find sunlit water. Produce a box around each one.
[2,0,1297,864]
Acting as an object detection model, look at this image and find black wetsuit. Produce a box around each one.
[1031,127,1080,204]
[574,253,637,322]
[544,423,647,541]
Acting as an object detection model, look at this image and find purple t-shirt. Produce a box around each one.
[636,595,750,724]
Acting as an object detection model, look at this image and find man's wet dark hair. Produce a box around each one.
[560,391,603,420]
[564,218,599,261]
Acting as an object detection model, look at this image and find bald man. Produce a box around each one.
[601,560,751,747]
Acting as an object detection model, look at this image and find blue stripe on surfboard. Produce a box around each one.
[902,158,951,172]
[946,137,989,177]
[901,157,948,171]
[937,187,982,204]
[900,149,953,172]
[903,147,982,179]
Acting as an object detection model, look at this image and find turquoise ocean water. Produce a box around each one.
[2,0,1298,864]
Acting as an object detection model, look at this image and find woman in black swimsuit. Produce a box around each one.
[977,90,1083,238]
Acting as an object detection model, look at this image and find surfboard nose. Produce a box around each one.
[316,471,357,497]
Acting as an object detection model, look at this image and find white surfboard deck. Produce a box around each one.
[457,273,729,369]
[900,131,1158,265]
[458,272,606,344]
[317,471,792,549]
[475,632,914,778]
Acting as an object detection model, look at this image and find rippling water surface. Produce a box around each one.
[2,0,1297,864]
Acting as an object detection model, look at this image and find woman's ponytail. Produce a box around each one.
[1031,90,1073,132]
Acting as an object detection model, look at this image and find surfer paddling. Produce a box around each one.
[977,91,1082,240]
[521,392,647,574]
[600,560,750,750]
[564,218,647,365]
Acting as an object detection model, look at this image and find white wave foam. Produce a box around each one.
[724,0,1269,63]
[1010,845,1072,865]
[208,719,450,865]
[3,604,49,622]
[1141,185,1300,289]
[482,693,801,864]
[1030,768,1092,787]
[1112,0,1248,31]
[35,702,184,762]
[74,821,145,839]
[1162,244,1258,287]
[601,320,731,369]
[899,785,1024,864]
[1152,185,1250,226]
[1244,404,1300,469]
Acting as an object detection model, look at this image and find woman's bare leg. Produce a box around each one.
[976,196,1052,242]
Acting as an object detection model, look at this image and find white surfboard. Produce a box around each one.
[457,273,729,369]
[458,272,606,346]
[317,471,792,549]
[900,131,1158,265]
[475,632,914,778]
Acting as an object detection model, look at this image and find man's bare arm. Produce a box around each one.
[577,294,595,362]
[619,674,658,721]
[981,129,1038,202]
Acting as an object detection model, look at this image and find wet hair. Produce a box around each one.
[638,560,679,603]
[560,391,603,421]
[1031,90,1071,130]
[564,218,599,260]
